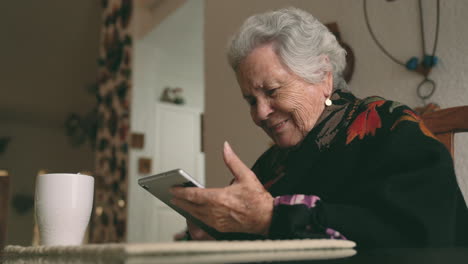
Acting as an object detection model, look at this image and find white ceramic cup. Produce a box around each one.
[35,173,94,246]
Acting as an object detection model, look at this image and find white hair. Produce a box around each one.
[227,7,347,89]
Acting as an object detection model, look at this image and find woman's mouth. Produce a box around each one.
[271,119,288,133]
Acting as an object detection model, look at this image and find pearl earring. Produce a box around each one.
[325,98,332,106]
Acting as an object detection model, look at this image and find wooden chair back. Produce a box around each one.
[422,106,468,246]
[0,171,9,250]
[421,106,468,157]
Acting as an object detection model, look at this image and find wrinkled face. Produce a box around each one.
[236,44,333,148]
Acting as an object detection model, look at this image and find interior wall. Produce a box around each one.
[132,0,205,112]
[0,1,100,246]
[132,0,187,40]
[127,0,205,242]
[204,0,468,201]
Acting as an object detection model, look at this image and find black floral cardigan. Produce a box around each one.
[251,89,467,248]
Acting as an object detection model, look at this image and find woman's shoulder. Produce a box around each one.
[354,95,420,124]
[358,95,411,112]
[344,94,431,145]
[332,90,417,129]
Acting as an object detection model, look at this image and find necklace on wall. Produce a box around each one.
[363,0,441,104]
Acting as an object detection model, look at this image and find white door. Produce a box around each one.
[127,103,204,242]
[153,103,204,184]
[152,103,204,241]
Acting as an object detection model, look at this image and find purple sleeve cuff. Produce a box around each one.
[270,194,347,240]
[274,194,321,208]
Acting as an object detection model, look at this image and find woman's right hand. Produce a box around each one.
[187,220,215,240]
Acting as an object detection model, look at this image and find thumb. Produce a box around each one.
[223,141,253,182]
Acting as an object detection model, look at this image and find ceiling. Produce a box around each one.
[0,1,101,127]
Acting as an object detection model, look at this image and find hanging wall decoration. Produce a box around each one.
[363,0,441,105]
[89,0,132,243]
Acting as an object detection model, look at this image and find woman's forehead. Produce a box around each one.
[237,49,290,84]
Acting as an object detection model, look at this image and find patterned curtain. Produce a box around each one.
[90,0,132,243]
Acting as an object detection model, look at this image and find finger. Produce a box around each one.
[187,221,214,240]
[171,198,208,219]
[171,187,222,205]
[170,187,207,205]
[223,141,253,182]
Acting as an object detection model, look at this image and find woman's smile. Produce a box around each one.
[269,119,289,133]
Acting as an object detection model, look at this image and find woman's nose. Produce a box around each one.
[255,99,273,121]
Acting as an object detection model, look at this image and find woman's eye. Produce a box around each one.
[247,99,256,106]
[266,88,278,97]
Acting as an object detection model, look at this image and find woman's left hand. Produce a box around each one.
[170,142,274,236]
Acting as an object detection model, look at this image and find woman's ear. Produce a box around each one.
[322,71,333,98]
[319,55,333,98]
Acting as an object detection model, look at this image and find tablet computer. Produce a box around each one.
[138,169,223,239]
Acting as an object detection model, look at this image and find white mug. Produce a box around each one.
[35,173,94,246]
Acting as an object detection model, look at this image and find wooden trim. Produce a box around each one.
[422,106,468,134]
[421,106,468,159]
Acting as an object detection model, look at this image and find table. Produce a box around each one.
[2,241,468,264]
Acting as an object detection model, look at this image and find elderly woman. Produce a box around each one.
[171,7,467,248]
